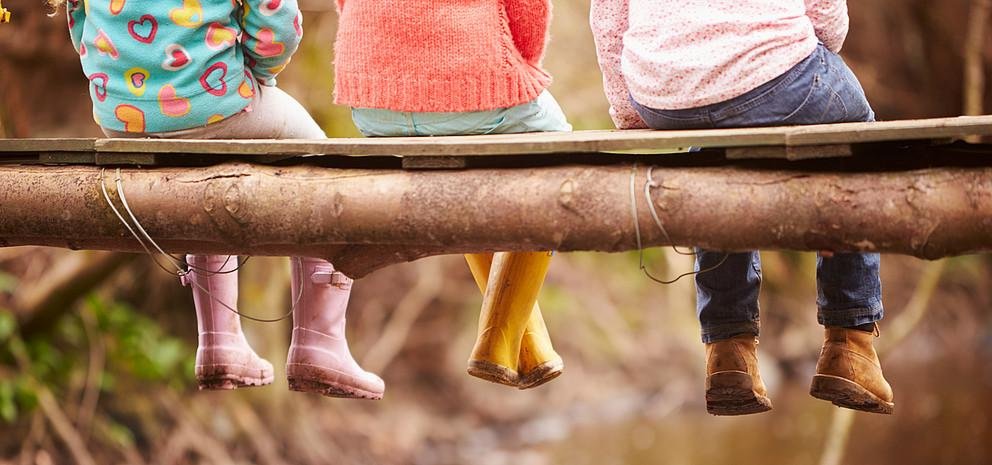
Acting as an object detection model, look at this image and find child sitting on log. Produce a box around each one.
[333,0,569,389]
[591,0,893,414]
[52,0,383,399]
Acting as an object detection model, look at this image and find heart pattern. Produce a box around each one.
[79,43,88,58]
[162,44,191,71]
[127,15,158,44]
[259,0,282,16]
[158,85,192,117]
[205,22,238,50]
[125,67,150,97]
[68,0,79,28]
[109,0,126,15]
[88,73,109,102]
[93,29,120,60]
[199,62,229,96]
[238,72,255,98]
[293,12,303,36]
[115,104,146,133]
[169,0,203,28]
[254,28,285,58]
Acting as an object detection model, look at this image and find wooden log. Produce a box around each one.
[1,163,990,277]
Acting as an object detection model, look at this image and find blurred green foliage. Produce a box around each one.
[0,295,192,425]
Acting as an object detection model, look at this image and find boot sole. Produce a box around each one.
[287,377,383,400]
[285,363,384,400]
[705,371,773,416]
[196,364,274,391]
[517,360,564,390]
[809,374,894,414]
[467,360,519,387]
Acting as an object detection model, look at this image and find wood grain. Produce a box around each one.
[1,116,990,160]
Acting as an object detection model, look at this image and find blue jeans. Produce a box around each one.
[632,44,883,343]
[351,90,572,136]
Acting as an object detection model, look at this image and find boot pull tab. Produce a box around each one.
[310,266,334,285]
[311,265,352,289]
[179,270,191,287]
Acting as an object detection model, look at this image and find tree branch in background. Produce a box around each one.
[362,258,444,374]
[818,260,946,465]
[8,337,97,465]
[74,305,105,441]
[12,251,136,337]
[964,0,991,141]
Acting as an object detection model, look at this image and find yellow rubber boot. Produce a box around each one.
[516,306,564,389]
[465,253,564,389]
[466,251,552,387]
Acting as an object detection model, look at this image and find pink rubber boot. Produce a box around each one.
[183,254,275,390]
[286,257,384,400]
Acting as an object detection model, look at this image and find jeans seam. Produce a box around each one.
[699,308,760,326]
[630,95,710,124]
[818,296,883,311]
[701,321,761,343]
[781,74,821,122]
[819,76,849,122]
[715,49,818,119]
[816,302,884,326]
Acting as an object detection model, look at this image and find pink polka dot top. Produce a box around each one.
[590,0,850,129]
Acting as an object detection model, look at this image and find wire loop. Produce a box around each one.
[629,164,727,285]
[99,168,295,323]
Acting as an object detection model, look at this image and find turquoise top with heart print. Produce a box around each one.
[66,0,303,133]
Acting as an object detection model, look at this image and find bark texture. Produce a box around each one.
[1,163,990,277]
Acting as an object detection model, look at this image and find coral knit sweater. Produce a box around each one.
[333,0,553,112]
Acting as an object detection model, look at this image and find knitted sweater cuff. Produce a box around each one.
[335,65,552,112]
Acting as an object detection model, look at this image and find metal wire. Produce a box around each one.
[99,168,296,323]
[100,168,184,277]
[629,164,727,285]
[644,166,696,257]
[102,169,248,275]
[114,169,250,275]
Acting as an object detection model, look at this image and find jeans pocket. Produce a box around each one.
[782,73,849,124]
[825,58,874,122]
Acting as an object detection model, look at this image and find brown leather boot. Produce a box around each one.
[810,325,894,414]
[705,335,772,415]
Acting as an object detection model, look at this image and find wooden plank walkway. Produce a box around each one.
[1,115,990,163]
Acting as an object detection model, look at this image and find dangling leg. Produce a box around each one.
[184,254,274,390]
[286,257,384,400]
[696,250,771,415]
[464,253,563,389]
[810,252,893,414]
[467,251,552,387]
